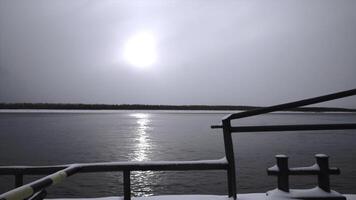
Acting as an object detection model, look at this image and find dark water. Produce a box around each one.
[0,111,356,197]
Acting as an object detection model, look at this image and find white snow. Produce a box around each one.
[67,157,228,167]
[47,194,266,200]
[47,193,356,200]
[266,187,346,199]
[275,155,288,158]
[290,164,320,172]
[45,193,356,200]
[345,195,356,200]
[268,165,278,172]
[315,154,328,157]
[48,195,229,200]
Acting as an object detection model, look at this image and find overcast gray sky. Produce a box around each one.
[0,0,355,107]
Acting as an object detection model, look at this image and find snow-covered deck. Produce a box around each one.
[47,194,356,200]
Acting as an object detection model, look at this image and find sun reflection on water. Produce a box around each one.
[129,113,157,196]
[130,113,151,161]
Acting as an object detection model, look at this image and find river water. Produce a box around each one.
[0,110,355,197]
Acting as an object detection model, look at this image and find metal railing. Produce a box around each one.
[1,88,356,200]
[0,159,228,200]
[211,88,356,199]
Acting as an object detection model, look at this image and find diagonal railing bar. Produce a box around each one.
[211,88,356,127]
[0,165,79,200]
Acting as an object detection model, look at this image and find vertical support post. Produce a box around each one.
[276,155,289,192]
[222,119,236,200]
[15,174,23,188]
[123,170,131,200]
[316,154,330,192]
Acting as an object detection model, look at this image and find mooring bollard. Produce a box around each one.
[316,154,330,192]
[267,154,345,200]
[268,154,341,193]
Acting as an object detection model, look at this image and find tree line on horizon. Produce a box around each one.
[0,103,355,112]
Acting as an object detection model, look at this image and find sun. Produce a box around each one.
[123,31,157,68]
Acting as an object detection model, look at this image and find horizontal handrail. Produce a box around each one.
[0,158,228,200]
[0,165,68,175]
[228,123,356,133]
[222,88,356,122]
[0,158,228,175]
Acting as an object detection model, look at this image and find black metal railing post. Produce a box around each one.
[123,170,131,200]
[15,174,23,188]
[222,119,236,199]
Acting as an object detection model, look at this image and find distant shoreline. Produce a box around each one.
[0,103,355,113]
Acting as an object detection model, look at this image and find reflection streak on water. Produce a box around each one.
[129,113,157,196]
[133,113,150,161]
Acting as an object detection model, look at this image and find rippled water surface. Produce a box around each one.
[0,110,356,197]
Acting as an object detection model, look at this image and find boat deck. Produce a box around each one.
[47,194,356,200]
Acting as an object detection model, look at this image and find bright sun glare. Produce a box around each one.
[123,31,157,68]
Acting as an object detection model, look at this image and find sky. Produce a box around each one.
[0,0,355,108]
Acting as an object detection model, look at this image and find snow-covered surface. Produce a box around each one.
[75,157,228,166]
[268,164,321,173]
[346,195,356,200]
[48,195,230,200]
[267,187,348,199]
[46,193,356,200]
[47,194,264,200]
[290,164,320,172]
[45,193,356,200]
[268,165,279,172]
